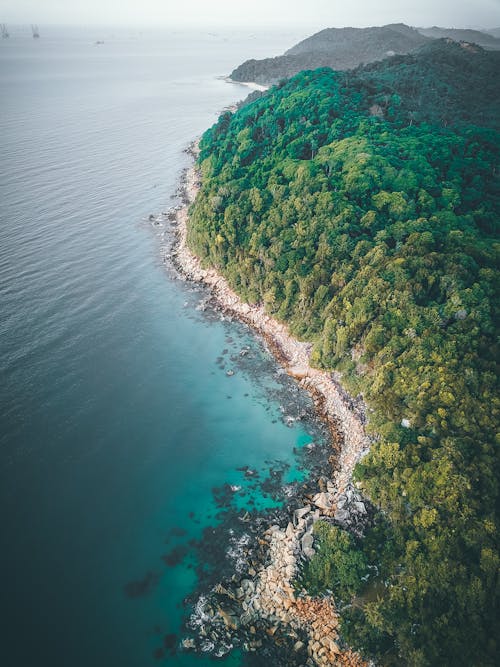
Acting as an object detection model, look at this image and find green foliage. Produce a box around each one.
[299,522,368,600]
[341,606,396,664]
[189,45,500,666]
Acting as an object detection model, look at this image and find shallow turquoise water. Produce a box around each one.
[0,26,318,667]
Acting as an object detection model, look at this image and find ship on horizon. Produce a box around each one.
[32,24,39,38]
[1,23,9,38]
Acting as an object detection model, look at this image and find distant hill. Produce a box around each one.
[230,24,429,85]
[487,27,500,39]
[286,23,426,56]
[229,23,500,86]
[417,26,500,49]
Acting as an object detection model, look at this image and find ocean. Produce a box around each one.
[0,25,321,666]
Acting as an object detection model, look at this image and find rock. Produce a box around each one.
[218,607,239,630]
[354,501,367,514]
[181,638,196,649]
[285,522,295,538]
[334,508,350,522]
[326,480,336,494]
[330,641,341,654]
[301,532,314,552]
[241,579,254,593]
[303,547,315,559]
[312,492,334,511]
[293,505,311,524]
[311,509,321,522]
[294,640,305,652]
[318,476,329,491]
[213,583,237,599]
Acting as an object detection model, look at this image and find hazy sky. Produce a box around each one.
[3,0,500,29]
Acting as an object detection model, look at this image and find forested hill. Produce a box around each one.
[286,23,427,55]
[417,26,500,50]
[229,23,500,85]
[230,23,429,85]
[189,39,500,666]
[355,39,500,130]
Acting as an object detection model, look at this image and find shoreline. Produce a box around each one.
[171,141,370,667]
[224,76,270,92]
[173,141,370,496]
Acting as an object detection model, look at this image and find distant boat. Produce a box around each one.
[1,23,9,39]
[32,24,39,39]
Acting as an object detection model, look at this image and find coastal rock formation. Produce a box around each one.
[186,509,368,666]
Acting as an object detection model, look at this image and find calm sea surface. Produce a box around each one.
[0,25,317,666]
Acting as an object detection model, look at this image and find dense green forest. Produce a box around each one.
[189,40,500,666]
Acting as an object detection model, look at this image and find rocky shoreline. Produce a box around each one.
[168,141,373,666]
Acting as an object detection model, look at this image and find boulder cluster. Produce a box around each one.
[184,494,369,665]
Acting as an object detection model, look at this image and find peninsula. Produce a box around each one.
[175,37,499,667]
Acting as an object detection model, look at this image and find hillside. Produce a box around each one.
[355,39,500,129]
[230,23,429,85]
[286,23,427,55]
[229,23,500,86]
[189,39,500,666]
[417,25,500,49]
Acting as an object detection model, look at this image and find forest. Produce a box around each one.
[189,39,500,665]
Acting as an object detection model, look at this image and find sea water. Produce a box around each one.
[0,26,317,666]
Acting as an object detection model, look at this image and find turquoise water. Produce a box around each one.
[0,26,318,666]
